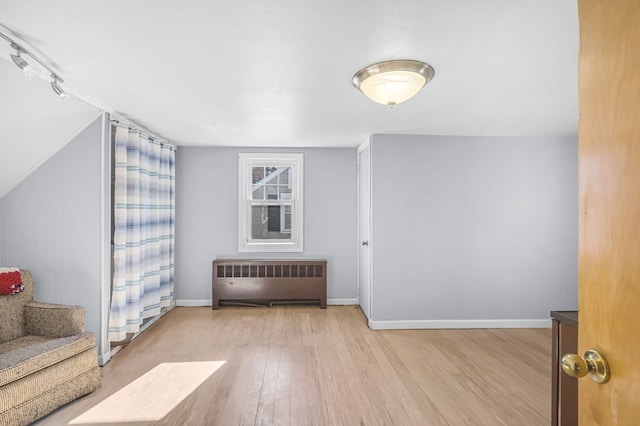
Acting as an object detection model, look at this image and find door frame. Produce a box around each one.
[357,138,373,324]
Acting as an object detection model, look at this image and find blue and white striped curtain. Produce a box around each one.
[108,125,175,343]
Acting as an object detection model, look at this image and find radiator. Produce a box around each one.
[212,259,327,309]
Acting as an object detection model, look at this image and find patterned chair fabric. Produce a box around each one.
[0,270,101,425]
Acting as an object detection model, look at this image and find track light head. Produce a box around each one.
[10,44,37,78]
[10,51,27,68]
[51,77,69,100]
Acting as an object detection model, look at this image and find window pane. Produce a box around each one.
[265,185,278,200]
[252,186,264,200]
[278,168,291,185]
[251,167,264,184]
[280,188,292,200]
[250,205,293,240]
[283,205,291,231]
[266,167,279,178]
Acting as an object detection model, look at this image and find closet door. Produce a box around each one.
[357,142,372,323]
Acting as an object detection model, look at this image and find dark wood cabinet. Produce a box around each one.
[551,311,578,426]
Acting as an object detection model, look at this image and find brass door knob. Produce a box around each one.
[561,349,610,384]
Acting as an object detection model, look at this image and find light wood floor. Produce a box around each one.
[37,306,551,426]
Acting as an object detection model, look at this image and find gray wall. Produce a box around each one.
[175,147,357,302]
[370,134,578,320]
[0,117,103,336]
[0,126,576,336]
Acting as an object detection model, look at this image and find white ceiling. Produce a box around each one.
[0,0,578,150]
[0,58,100,197]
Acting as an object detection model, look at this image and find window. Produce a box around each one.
[238,153,303,252]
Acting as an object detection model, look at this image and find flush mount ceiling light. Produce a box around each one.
[1,30,69,100]
[352,59,435,106]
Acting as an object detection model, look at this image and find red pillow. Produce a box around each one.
[0,269,24,295]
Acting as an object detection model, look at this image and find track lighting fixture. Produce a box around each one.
[1,29,69,100]
[9,44,37,78]
[51,76,69,100]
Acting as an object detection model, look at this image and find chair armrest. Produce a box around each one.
[24,301,85,337]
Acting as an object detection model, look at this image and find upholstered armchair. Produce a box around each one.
[0,269,101,425]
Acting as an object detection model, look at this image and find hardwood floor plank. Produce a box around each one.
[35,306,551,426]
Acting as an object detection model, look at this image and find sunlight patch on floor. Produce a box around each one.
[69,361,226,424]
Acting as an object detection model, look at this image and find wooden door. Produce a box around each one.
[578,0,640,423]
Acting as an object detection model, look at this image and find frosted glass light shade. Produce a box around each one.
[359,71,426,106]
[352,60,435,106]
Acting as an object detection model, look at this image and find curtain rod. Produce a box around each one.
[110,118,176,149]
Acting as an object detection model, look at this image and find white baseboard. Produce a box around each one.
[176,298,358,307]
[328,298,358,305]
[370,319,551,330]
[98,351,111,366]
[176,299,211,307]
[173,301,549,329]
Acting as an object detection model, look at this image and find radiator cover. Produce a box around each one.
[212,259,327,309]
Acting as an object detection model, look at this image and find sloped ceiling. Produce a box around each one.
[0,1,578,151]
[0,57,100,197]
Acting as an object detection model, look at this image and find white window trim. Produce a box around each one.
[238,153,303,252]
